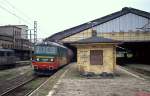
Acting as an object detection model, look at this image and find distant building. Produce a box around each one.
[16,25,28,39]
[0,25,32,60]
[0,26,17,49]
[0,34,13,49]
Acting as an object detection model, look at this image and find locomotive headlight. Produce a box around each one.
[50,58,54,62]
[36,58,39,61]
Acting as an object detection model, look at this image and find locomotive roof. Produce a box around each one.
[35,41,67,49]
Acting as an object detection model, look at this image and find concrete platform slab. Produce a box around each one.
[47,63,150,96]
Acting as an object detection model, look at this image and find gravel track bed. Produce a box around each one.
[3,76,48,96]
[0,65,32,81]
[0,70,35,96]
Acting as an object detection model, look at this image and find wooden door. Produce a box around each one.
[90,50,103,65]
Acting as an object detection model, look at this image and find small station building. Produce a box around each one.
[72,35,119,75]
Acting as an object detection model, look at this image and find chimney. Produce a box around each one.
[92,30,97,37]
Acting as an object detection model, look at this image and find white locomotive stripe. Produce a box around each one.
[118,66,145,80]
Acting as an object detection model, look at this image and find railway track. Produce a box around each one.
[0,65,32,82]
[28,63,72,96]
[0,70,36,96]
[0,76,36,96]
[0,70,55,96]
[0,63,71,96]
[121,64,150,80]
[2,76,49,96]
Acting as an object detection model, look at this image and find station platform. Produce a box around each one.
[47,63,150,96]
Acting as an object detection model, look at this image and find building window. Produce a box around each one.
[0,52,4,56]
[90,50,103,65]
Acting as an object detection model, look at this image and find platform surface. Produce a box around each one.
[47,63,150,96]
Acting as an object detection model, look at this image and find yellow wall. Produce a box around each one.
[62,29,92,42]
[61,29,150,42]
[97,31,150,41]
[76,44,116,74]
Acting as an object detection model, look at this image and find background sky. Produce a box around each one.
[0,0,150,40]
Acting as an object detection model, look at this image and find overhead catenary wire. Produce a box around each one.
[0,0,33,25]
[4,0,33,22]
[0,0,38,43]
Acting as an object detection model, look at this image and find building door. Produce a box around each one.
[90,50,103,65]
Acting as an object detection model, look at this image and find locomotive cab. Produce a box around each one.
[32,42,73,75]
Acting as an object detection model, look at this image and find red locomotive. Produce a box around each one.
[32,42,73,75]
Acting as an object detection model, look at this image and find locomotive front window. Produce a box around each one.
[46,47,57,54]
[35,46,57,54]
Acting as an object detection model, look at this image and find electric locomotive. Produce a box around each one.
[32,42,73,75]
